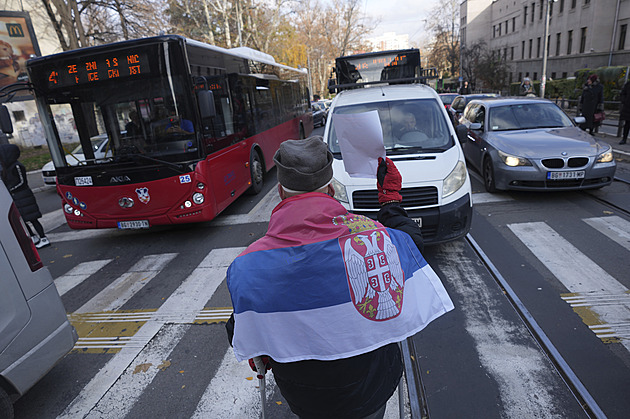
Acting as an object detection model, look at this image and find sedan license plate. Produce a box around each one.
[117,220,149,229]
[547,171,585,180]
[412,217,422,227]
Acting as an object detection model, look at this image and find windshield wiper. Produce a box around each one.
[122,153,187,173]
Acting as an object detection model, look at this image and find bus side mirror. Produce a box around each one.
[197,90,216,119]
[0,105,13,134]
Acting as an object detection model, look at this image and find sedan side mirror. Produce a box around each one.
[469,122,482,131]
[574,116,586,124]
[455,124,468,143]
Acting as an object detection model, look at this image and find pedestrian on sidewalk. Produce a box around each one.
[619,80,630,145]
[578,74,604,135]
[225,136,453,419]
[0,144,51,248]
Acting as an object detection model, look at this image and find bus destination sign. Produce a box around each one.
[46,51,150,88]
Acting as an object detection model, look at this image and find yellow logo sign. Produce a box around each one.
[6,23,24,37]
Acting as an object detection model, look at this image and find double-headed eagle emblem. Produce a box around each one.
[342,230,404,320]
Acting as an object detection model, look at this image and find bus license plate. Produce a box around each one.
[547,171,585,180]
[412,217,422,227]
[117,220,149,229]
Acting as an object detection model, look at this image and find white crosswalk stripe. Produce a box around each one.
[54,259,113,296]
[509,220,630,352]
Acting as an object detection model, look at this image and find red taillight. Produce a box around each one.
[8,203,43,271]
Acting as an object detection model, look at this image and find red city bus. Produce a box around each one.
[25,35,313,229]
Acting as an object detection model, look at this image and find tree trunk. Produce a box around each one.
[201,0,215,44]
[41,0,69,51]
[68,0,88,47]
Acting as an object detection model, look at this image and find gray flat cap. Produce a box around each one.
[273,136,333,192]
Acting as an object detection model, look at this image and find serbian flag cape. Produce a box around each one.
[227,192,454,363]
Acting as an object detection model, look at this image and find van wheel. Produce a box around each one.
[0,387,13,419]
[247,151,264,195]
[483,157,497,193]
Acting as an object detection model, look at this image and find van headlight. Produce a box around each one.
[443,160,467,198]
[331,177,348,203]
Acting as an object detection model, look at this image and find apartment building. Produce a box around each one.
[460,0,630,84]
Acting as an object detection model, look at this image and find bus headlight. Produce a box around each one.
[64,203,73,214]
[184,200,192,208]
[192,192,204,204]
[331,177,348,203]
[73,209,82,216]
[443,160,467,198]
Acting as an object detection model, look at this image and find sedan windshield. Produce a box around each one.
[327,98,452,155]
[489,103,573,131]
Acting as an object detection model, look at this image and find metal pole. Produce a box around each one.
[541,0,553,98]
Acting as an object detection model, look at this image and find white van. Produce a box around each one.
[0,181,77,418]
[324,83,472,245]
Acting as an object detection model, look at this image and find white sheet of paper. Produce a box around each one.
[332,111,386,178]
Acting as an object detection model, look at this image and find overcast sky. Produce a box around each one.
[363,0,435,45]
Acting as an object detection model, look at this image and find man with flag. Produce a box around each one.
[226,136,454,418]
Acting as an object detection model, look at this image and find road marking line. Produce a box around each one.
[509,222,630,351]
[583,215,630,251]
[58,247,244,419]
[472,192,513,204]
[434,241,565,417]
[75,253,177,314]
[54,259,113,296]
[212,187,279,226]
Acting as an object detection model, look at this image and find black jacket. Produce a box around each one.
[579,82,604,129]
[620,82,630,121]
[0,144,41,222]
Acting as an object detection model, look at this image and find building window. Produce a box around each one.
[529,39,533,58]
[571,0,576,8]
[522,40,526,59]
[504,48,508,60]
[584,0,590,4]
[533,72,538,81]
[580,27,587,53]
[526,72,530,77]
[12,110,25,122]
[524,6,528,25]
[560,0,564,12]
[511,46,514,60]
[512,17,516,32]
[537,37,541,57]
[551,72,556,79]
[539,0,544,19]
[532,3,535,22]
[556,33,561,55]
[550,1,554,15]
[509,73,513,84]
[519,72,523,81]
[562,72,567,78]
[505,20,509,33]
[619,24,627,50]
[498,24,501,36]
[493,25,496,38]
[567,30,573,54]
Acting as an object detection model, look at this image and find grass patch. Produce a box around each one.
[18,145,53,172]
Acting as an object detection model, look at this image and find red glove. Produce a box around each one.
[248,356,272,378]
[377,157,402,205]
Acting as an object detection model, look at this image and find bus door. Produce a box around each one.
[197,76,250,213]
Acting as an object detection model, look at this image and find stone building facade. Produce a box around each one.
[461,0,630,85]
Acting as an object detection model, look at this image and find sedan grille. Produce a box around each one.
[541,157,589,169]
[352,187,439,210]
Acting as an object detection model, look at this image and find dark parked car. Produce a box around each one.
[449,93,499,126]
[311,101,327,127]
[456,97,616,192]
[439,93,458,110]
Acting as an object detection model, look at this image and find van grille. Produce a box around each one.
[352,187,439,210]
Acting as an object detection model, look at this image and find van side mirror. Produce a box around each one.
[0,105,13,134]
[197,90,216,119]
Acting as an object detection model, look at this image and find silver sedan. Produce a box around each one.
[456,97,616,192]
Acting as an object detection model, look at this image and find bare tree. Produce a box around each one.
[460,41,485,88]
[424,0,459,78]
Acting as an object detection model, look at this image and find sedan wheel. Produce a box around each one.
[483,157,497,193]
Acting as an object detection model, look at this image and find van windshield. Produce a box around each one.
[327,98,453,155]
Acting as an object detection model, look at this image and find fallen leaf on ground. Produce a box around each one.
[157,360,171,371]
[133,363,152,374]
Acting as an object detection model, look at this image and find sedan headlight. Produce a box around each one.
[443,160,467,198]
[596,149,614,163]
[498,150,531,167]
[331,177,348,203]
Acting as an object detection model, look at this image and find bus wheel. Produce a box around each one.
[0,387,13,419]
[248,151,264,195]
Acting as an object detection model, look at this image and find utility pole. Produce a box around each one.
[541,0,557,98]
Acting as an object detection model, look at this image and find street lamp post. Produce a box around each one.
[541,0,557,98]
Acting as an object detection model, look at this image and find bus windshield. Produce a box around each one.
[327,98,453,155]
[43,72,198,169]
